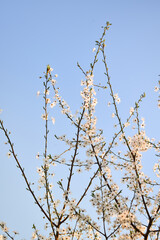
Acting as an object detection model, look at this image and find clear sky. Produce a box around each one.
[0,0,160,239]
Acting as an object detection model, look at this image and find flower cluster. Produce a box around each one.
[0,22,160,240]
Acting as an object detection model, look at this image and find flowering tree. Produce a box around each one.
[0,22,160,240]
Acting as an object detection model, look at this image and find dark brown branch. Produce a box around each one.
[0,120,57,228]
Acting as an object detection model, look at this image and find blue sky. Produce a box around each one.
[0,0,160,239]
